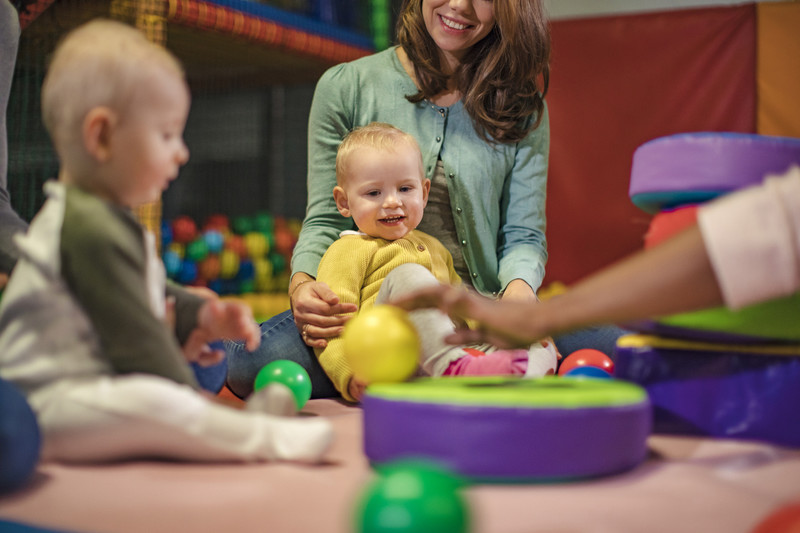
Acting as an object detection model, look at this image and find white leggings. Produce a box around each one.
[31,375,331,464]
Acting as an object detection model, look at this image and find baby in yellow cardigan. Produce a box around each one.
[314,123,558,401]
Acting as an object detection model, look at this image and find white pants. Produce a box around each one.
[376,263,557,377]
[30,375,331,464]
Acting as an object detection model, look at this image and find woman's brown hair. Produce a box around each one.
[396,0,551,144]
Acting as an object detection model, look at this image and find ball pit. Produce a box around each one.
[161,212,300,297]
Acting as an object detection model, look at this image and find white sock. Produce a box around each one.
[524,342,559,377]
[247,383,298,417]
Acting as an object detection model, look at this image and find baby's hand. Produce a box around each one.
[347,376,368,402]
[198,299,261,352]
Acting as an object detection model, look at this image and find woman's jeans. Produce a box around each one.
[225,309,630,400]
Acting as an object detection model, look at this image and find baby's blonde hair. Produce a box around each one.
[41,19,184,153]
[335,122,424,185]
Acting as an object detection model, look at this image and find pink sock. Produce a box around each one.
[444,349,529,376]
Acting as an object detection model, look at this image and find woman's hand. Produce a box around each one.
[291,276,358,349]
[501,279,536,302]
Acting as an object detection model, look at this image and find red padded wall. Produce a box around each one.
[544,5,756,286]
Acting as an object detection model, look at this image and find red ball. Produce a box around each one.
[557,349,615,376]
[171,216,197,244]
[752,502,800,533]
[204,214,230,232]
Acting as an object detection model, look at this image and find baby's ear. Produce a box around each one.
[333,186,351,217]
[83,107,115,162]
[421,178,431,206]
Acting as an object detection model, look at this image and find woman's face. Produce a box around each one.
[423,0,495,70]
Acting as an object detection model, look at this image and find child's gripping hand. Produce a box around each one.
[198,298,261,352]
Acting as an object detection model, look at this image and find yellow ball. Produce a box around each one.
[343,305,420,384]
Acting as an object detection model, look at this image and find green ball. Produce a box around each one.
[185,238,209,262]
[253,360,312,410]
[356,461,470,533]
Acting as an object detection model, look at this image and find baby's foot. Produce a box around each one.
[523,341,559,377]
[264,416,334,463]
[247,383,298,417]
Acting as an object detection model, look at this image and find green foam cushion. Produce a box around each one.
[658,292,800,342]
[365,376,648,409]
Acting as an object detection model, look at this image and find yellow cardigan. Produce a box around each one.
[314,230,461,401]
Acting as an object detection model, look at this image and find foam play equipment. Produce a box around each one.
[362,376,651,482]
[632,192,800,343]
[614,334,800,447]
[629,133,800,213]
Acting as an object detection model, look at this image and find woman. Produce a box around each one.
[226,0,625,399]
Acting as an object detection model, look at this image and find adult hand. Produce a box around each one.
[392,284,548,349]
[501,278,536,302]
[291,278,358,349]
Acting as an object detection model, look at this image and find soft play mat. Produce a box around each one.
[629,132,800,213]
[362,376,651,482]
[615,334,800,447]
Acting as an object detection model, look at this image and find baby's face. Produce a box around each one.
[107,67,190,208]
[337,144,429,241]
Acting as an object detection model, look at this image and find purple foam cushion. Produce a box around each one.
[629,133,800,212]
[615,334,800,447]
[362,377,651,482]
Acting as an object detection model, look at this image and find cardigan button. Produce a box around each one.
[436,136,441,142]
[461,240,466,246]
[417,245,425,251]
[456,207,462,214]
[472,272,478,279]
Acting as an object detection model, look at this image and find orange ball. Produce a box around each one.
[557,349,615,376]
[753,502,800,533]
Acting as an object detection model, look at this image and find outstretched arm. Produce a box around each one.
[394,225,722,349]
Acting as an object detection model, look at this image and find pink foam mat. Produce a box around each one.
[1,399,800,533]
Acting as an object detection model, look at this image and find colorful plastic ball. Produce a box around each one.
[204,214,229,232]
[177,259,198,284]
[752,502,800,533]
[162,250,182,279]
[274,226,295,255]
[203,230,225,254]
[253,360,312,410]
[564,366,612,379]
[225,234,248,258]
[0,377,41,494]
[232,215,254,235]
[198,255,221,281]
[238,279,255,294]
[558,349,615,376]
[254,257,273,283]
[186,238,209,262]
[269,251,286,274]
[343,305,420,384]
[171,215,197,244]
[219,249,240,279]
[253,211,274,234]
[160,221,173,249]
[237,259,255,281]
[167,242,185,259]
[356,460,470,533]
[244,232,269,258]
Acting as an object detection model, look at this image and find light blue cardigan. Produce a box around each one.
[291,46,549,297]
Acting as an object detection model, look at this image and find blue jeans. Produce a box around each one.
[225,310,339,399]
[225,309,630,400]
